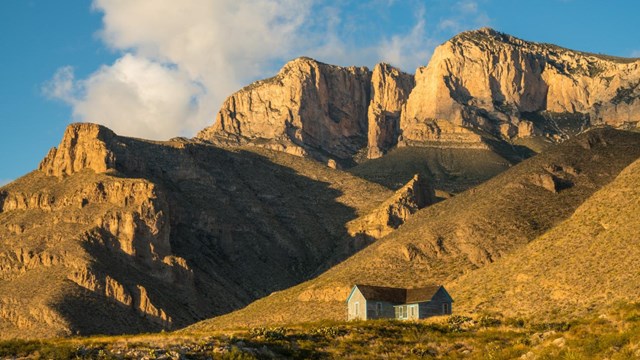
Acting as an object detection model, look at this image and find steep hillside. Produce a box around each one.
[0,123,398,338]
[188,128,640,330]
[348,146,514,192]
[197,28,640,166]
[449,157,640,318]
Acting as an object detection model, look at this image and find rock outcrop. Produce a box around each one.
[0,122,392,338]
[197,57,372,164]
[367,63,415,159]
[401,28,640,142]
[198,28,640,165]
[39,123,117,177]
[347,174,435,239]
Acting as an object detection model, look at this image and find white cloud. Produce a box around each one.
[46,0,490,140]
[47,0,313,140]
[376,6,436,72]
[438,1,490,34]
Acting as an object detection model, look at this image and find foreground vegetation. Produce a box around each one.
[2,302,640,359]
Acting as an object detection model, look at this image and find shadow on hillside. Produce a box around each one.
[52,138,376,334]
[349,146,516,193]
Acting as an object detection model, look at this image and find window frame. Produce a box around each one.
[442,302,450,314]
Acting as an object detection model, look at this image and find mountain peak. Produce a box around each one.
[39,122,117,177]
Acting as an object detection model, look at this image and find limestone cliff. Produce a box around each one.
[402,28,640,142]
[367,63,415,159]
[198,28,640,164]
[197,57,372,165]
[39,123,117,177]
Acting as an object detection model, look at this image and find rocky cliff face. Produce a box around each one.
[197,57,372,165]
[402,28,640,142]
[367,63,415,159]
[197,58,419,164]
[0,123,394,338]
[347,174,435,239]
[198,28,640,164]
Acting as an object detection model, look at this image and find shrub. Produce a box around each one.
[478,315,502,328]
[505,317,526,328]
[248,327,288,341]
[219,347,257,360]
[310,326,347,338]
[447,315,473,332]
[531,321,571,332]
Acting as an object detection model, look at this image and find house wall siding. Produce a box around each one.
[347,288,367,320]
[366,301,396,319]
[420,288,453,317]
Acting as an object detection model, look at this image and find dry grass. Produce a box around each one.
[450,155,640,319]
[3,302,640,359]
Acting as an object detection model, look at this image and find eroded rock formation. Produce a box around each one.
[347,174,435,239]
[0,122,392,337]
[367,63,415,159]
[401,28,640,142]
[198,28,640,164]
[197,57,372,164]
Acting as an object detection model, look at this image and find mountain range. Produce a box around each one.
[1,27,639,338]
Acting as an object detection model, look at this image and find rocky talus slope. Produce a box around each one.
[198,28,640,165]
[0,123,416,338]
[188,129,640,329]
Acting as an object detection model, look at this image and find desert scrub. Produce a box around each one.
[478,313,503,328]
[447,314,473,332]
[248,326,288,341]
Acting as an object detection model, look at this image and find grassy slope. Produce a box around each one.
[4,303,640,359]
[188,128,640,330]
[450,156,640,319]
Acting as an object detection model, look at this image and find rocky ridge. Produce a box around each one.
[346,174,435,239]
[401,27,640,142]
[198,28,640,165]
[0,123,399,338]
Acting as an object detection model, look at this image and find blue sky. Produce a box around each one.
[1,0,639,185]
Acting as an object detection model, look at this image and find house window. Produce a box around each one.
[376,302,382,316]
[354,302,359,317]
[396,306,405,319]
[410,305,416,318]
[442,303,450,314]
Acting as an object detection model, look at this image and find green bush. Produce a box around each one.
[310,326,347,338]
[219,347,257,360]
[531,321,571,332]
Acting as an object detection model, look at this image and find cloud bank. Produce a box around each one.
[45,0,489,140]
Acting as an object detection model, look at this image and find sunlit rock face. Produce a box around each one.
[200,28,640,164]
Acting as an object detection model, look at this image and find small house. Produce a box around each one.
[346,284,453,321]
